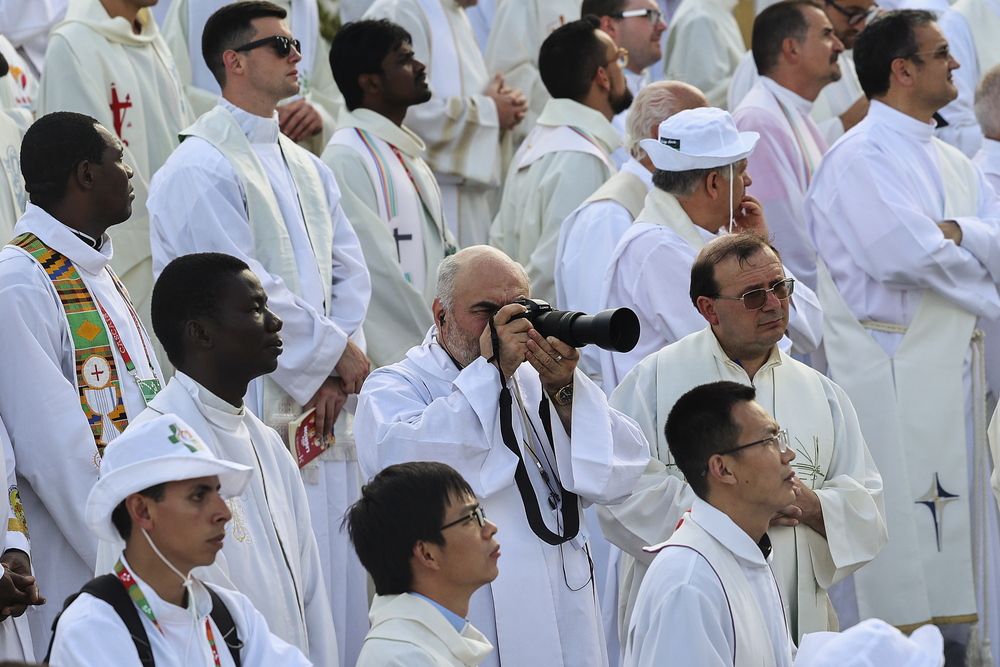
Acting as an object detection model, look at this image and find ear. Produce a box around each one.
[706,453,738,487]
[222,49,244,78]
[696,295,720,326]
[599,16,618,39]
[126,493,154,532]
[432,298,446,328]
[411,540,442,573]
[781,36,801,65]
[75,159,96,192]
[890,57,915,88]
[593,63,612,94]
[185,319,213,351]
[704,170,723,200]
[358,72,383,99]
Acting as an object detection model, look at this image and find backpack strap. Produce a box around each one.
[207,587,242,667]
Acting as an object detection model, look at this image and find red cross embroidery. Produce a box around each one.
[110,84,132,146]
[90,366,105,383]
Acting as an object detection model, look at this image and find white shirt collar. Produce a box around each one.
[13,204,113,275]
[690,497,774,566]
[760,76,814,116]
[219,98,280,145]
[868,99,936,143]
[621,157,654,190]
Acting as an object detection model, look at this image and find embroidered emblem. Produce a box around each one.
[167,424,203,453]
[82,355,112,389]
[110,84,132,146]
[7,486,27,538]
[915,472,959,552]
[227,497,251,544]
[791,436,824,486]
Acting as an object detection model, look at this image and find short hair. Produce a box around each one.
[110,483,167,540]
[345,462,475,596]
[435,248,529,312]
[581,0,628,16]
[21,112,107,209]
[975,64,1000,139]
[151,252,251,367]
[689,233,781,307]
[665,381,757,499]
[330,19,413,111]
[539,15,607,102]
[626,83,679,160]
[854,9,934,99]
[651,161,738,198]
[202,1,287,88]
[752,0,823,77]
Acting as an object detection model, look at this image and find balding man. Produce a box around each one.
[974,63,1000,192]
[354,245,648,667]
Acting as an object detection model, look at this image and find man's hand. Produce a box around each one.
[335,339,371,395]
[0,550,44,620]
[938,220,963,246]
[277,98,324,142]
[527,331,577,395]
[304,376,348,436]
[838,95,869,133]
[479,303,533,380]
[769,478,826,538]
[730,194,768,237]
[485,74,527,131]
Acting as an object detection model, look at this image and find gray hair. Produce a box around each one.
[435,248,529,312]
[652,161,739,198]
[975,64,1000,140]
[626,82,680,161]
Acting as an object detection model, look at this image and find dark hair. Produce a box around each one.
[752,0,822,77]
[202,1,287,88]
[652,163,738,197]
[539,15,607,101]
[110,483,167,540]
[151,252,251,367]
[581,0,628,16]
[689,233,781,307]
[854,9,934,99]
[665,381,757,499]
[329,19,413,111]
[345,462,475,596]
[21,112,107,209]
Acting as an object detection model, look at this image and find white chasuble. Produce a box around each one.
[953,0,1000,80]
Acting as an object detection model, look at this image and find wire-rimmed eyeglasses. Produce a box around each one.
[712,278,795,311]
[824,0,880,27]
[702,429,790,475]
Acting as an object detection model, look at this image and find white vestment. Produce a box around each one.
[661,0,744,109]
[603,325,886,642]
[0,205,161,656]
[323,107,455,368]
[483,0,581,144]
[0,35,35,130]
[624,499,795,667]
[805,99,1000,654]
[974,138,1000,194]
[147,99,371,667]
[490,97,620,305]
[363,0,506,248]
[0,0,67,75]
[161,0,342,155]
[945,0,1000,157]
[555,158,651,383]
[727,50,862,155]
[0,416,34,662]
[354,329,649,667]
[50,554,311,667]
[734,78,828,290]
[0,108,25,243]
[38,0,194,340]
[356,593,494,667]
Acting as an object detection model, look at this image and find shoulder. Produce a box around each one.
[356,637,440,667]
[50,592,142,661]
[0,246,53,293]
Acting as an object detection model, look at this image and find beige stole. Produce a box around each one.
[514,124,616,173]
[582,169,648,220]
[817,138,982,630]
[953,0,1000,76]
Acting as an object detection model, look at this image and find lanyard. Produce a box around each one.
[96,273,161,404]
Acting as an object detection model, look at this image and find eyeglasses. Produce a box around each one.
[701,429,790,476]
[609,8,663,25]
[605,47,629,69]
[712,278,795,311]
[907,45,951,63]
[233,34,302,58]
[441,504,487,531]
[824,1,880,27]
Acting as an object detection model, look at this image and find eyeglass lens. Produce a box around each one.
[741,279,794,310]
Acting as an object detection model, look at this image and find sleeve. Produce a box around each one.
[147,149,348,404]
[214,588,315,667]
[663,15,739,108]
[1,422,27,556]
[48,596,145,667]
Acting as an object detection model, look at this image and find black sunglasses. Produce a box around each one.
[233,35,301,58]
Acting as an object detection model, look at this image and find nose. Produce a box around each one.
[743,170,752,187]
[125,162,134,179]
[414,57,427,75]
[483,518,498,539]
[266,308,283,333]
[833,35,844,53]
[949,53,960,70]
[782,447,796,464]
[216,495,233,523]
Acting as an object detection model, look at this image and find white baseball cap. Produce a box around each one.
[640,107,759,171]
[794,618,944,667]
[86,414,253,543]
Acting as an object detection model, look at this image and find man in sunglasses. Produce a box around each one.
[347,462,499,666]
[603,231,885,646]
[624,381,799,666]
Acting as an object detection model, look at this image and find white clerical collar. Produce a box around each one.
[219,98,280,145]
[13,203,112,275]
[868,99,936,143]
[621,157,654,190]
[690,497,773,566]
[707,325,783,375]
[760,76,814,116]
[174,372,246,434]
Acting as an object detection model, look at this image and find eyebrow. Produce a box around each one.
[469,300,502,311]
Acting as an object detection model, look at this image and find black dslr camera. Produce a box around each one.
[509,298,640,352]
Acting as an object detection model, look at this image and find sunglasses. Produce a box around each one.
[712,278,796,311]
[233,34,301,58]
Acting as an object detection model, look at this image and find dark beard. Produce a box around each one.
[611,87,634,115]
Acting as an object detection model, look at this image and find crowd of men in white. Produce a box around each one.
[1,0,1000,664]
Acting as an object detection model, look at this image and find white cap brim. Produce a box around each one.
[640,131,759,172]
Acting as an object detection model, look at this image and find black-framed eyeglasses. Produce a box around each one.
[907,45,951,63]
[712,278,795,311]
[233,35,301,58]
[609,8,663,25]
[441,504,487,531]
[824,0,880,27]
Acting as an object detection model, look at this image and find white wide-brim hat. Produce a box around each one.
[640,107,759,171]
[794,618,944,667]
[86,413,253,543]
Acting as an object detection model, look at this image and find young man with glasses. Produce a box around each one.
[603,231,885,646]
[623,381,799,666]
[347,462,499,666]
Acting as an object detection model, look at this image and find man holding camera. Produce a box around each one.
[354,244,648,667]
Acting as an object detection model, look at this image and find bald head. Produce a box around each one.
[627,81,709,161]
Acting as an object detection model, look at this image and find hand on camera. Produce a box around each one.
[480,303,533,380]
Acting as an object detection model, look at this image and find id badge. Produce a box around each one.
[137,378,162,405]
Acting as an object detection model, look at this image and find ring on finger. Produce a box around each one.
[553,355,563,362]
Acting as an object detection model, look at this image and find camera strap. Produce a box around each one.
[488,315,580,546]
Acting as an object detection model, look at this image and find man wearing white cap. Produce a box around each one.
[48,413,311,666]
[598,106,822,393]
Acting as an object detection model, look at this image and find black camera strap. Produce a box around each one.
[488,316,580,546]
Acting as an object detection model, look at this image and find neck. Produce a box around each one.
[709,495,771,544]
[769,70,823,103]
[578,91,615,122]
[411,584,471,619]
[639,155,655,173]
[222,90,279,120]
[875,91,937,124]
[48,205,112,241]
[122,543,188,608]
[180,363,249,408]
[99,0,142,33]
[716,333,773,380]
[359,99,407,127]
[675,196,721,235]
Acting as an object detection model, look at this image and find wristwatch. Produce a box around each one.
[550,382,574,406]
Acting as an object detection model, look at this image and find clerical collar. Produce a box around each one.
[220,98,280,145]
[70,228,103,251]
[868,100,935,143]
[758,533,773,558]
[761,76,813,116]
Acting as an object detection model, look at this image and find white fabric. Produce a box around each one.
[640,107,759,172]
[610,69,650,169]
[490,97,620,305]
[974,137,1000,194]
[795,618,945,667]
[604,325,887,642]
[0,107,25,243]
[0,205,162,656]
[483,0,581,144]
[38,0,194,336]
[364,0,504,247]
[354,329,649,667]
[624,498,795,667]
[0,34,35,129]
[734,78,828,290]
[945,0,1000,157]
[50,554,311,667]
[728,50,864,147]
[661,0,744,108]
[323,107,455,368]
[356,593,494,667]
[0,0,67,75]
[0,416,34,662]
[464,0,494,55]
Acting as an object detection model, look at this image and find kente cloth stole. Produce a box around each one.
[10,232,128,455]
